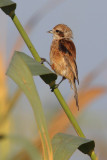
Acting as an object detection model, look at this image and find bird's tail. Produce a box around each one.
[70,80,79,110]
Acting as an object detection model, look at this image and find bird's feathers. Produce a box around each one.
[58,39,79,84]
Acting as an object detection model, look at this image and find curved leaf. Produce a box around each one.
[0,135,41,160]
[6,51,53,160]
[0,0,16,15]
[52,133,95,160]
[14,51,57,84]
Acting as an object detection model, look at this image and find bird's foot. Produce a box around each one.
[50,77,66,92]
[40,57,51,66]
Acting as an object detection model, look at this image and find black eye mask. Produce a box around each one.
[56,30,64,37]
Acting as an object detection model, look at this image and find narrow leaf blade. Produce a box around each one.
[15,51,57,84]
[52,133,95,160]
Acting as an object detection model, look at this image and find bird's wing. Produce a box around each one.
[59,39,79,84]
[59,39,76,59]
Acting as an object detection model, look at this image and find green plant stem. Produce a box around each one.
[90,151,98,160]
[12,14,41,62]
[11,13,97,160]
[12,13,84,137]
[54,89,85,137]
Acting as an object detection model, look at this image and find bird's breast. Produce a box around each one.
[49,40,72,78]
[50,40,64,65]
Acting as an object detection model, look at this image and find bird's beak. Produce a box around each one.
[47,30,53,34]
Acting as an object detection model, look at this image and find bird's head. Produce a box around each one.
[48,24,73,39]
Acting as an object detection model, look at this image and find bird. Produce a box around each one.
[41,24,79,109]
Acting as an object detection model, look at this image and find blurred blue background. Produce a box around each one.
[0,0,107,159]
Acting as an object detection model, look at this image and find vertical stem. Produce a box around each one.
[12,14,41,62]
[90,151,98,160]
[54,88,85,137]
[12,13,85,137]
[11,13,97,160]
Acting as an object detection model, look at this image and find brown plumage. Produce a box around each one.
[48,24,79,110]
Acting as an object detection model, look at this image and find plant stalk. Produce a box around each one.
[11,13,97,160]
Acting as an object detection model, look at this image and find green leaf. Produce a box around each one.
[0,135,42,160]
[0,0,16,15]
[52,133,95,160]
[14,51,57,84]
[6,51,53,159]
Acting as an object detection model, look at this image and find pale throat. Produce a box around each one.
[53,34,64,40]
[53,34,72,40]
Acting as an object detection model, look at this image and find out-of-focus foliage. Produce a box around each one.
[0,134,41,160]
[0,55,11,160]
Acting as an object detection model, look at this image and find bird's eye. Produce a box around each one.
[56,30,59,33]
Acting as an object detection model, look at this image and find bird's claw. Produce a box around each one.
[40,58,47,64]
[40,57,51,66]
